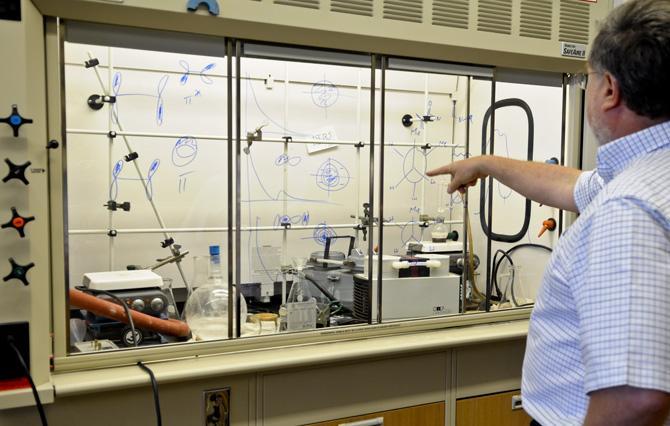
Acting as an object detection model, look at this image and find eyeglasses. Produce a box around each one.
[578,72,601,90]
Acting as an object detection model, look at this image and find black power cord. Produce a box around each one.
[7,336,48,426]
[75,286,138,347]
[490,243,553,308]
[137,361,162,426]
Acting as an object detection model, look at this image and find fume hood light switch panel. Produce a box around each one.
[0,0,20,21]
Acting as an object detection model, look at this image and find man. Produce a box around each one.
[427,0,670,424]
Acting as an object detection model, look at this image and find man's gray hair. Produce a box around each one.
[589,0,670,119]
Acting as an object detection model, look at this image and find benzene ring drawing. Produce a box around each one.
[313,158,350,192]
[311,80,339,109]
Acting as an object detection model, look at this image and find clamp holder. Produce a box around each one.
[105,200,131,212]
[87,94,116,111]
[124,152,139,162]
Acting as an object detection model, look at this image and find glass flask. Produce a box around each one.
[184,246,248,340]
[431,207,449,242]
[281,257,317,331]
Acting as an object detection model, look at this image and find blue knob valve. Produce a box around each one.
[0,105,33,137]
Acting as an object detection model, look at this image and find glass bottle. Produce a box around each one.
[184,245,248,340]
[281,257,317,331]
[431,207,449,242]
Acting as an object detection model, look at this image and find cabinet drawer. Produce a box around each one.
[456,390,531,426]
[307,401,445,426]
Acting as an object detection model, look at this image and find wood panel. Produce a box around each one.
[307,401,445,426]
[456,390,531,426]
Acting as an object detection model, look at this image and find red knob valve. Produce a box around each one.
[537,218,557,238]
[1,207,35,238]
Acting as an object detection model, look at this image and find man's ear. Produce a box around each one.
[601,71,622,112]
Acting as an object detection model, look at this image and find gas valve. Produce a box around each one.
[0,104,33,137]
[2,158,31,185]
[1,207,35,238]
[3,258,34,286]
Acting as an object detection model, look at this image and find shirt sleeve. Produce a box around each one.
[573,170,605,213]
[571,197,670,394]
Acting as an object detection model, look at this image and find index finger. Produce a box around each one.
[426,164,453,177]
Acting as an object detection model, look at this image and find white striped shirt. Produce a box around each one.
[522,120,670,425]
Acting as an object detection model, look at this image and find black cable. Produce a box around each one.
[480,98,535,243]
[490,244,552,308]
[7,337,47,426]
[137,361,162,426]
[302,274,353,317]
[75,286,138,347]
[492,249,515,304]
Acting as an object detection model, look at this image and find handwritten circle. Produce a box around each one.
[310,80,339,109]
[313,223,336,246]
[172,137,198,167]
[314,158,350,192]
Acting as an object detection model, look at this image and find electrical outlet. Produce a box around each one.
[0,322,30,382]
[203,387,230,426]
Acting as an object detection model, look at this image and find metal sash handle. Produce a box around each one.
[339,417,384,426]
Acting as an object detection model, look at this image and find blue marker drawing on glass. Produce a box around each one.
[179,60,216,85]
[172,137,199,167]
[311,80,339,109]
[110,71,169,127]
[155,75,168,126]
[272,212,310,228]
[311,222,336,246]
[312,158,351,193]
[109,160,124,200]
[110,158,160,201]
[145,159,160,200]
[274,154,301,167]
[242,152,335,204]
[178,171,195,194]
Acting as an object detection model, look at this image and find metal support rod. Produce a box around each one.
[235,40,243,338]
[367,54,376,325]
[107,46,115,271]
[86,51,192,295]
[485,76,496,312]
[376,57,386,324]
[420,75,428,219]
[355,69,362,247]
[67,220,463,235]
[66,128,462,149]
[558,74,567,237]
[226,39,234,340]
[461,77,472,314]
[280,62,290,304]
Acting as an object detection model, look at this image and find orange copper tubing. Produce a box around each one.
[69,288,190,337]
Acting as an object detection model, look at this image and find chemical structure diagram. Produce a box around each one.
[311,157,351,195]
[388,144,435,200]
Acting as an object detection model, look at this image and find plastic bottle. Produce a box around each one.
[207,245,224,285]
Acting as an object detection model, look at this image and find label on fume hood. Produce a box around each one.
[560,42,587,59]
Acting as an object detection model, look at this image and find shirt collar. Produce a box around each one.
[597,120,670,183]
